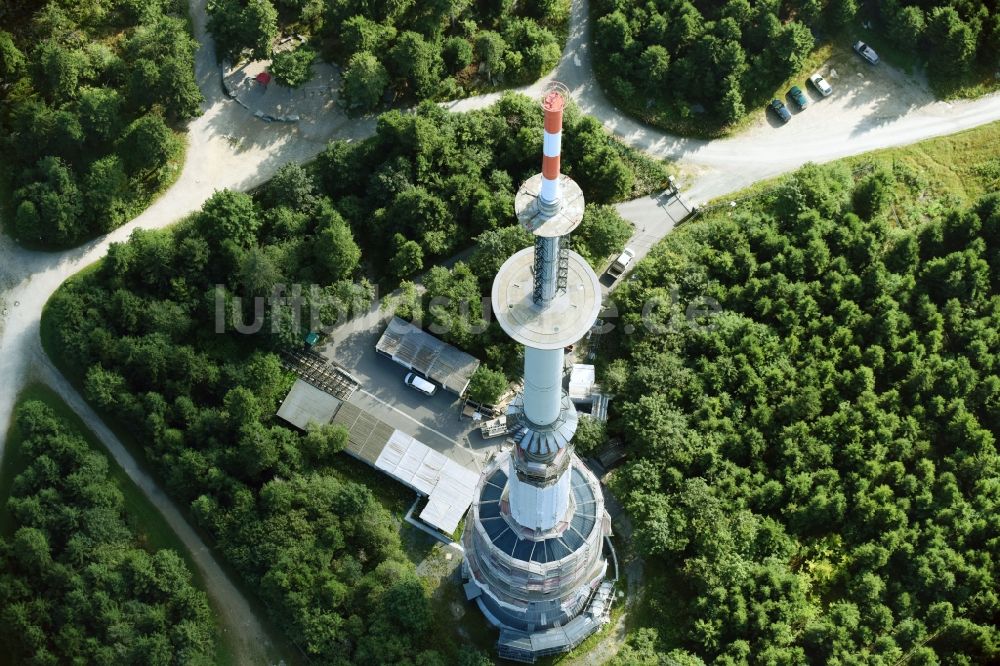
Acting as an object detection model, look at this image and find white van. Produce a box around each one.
[404,372,437,396]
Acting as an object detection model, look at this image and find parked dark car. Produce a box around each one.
[788,85,808,109]
[769,98,791,123]
[854,41,879,65]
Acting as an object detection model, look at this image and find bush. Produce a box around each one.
[270,44,316,87]
[572,415,607,455]
[573,204,633,267]
[390,233,424,278]
[467,365,508,405]
[342,51,389,112]
[442,36,473,73]
[119,113,178,178]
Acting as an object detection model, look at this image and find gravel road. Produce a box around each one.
[0,1,373,662]
[2,0,999,663]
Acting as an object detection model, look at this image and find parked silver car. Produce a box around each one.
[854,41,879,65]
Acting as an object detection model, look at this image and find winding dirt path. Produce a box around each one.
[0,1,372,663]
[2,0,1000,662]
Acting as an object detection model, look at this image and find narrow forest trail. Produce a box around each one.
[0,1,371,663]
[2,0,1000,663]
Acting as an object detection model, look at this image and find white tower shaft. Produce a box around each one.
[491,85,600,532]
[508,456,572,530]
[523,346,563,427]
[464,84,611,657]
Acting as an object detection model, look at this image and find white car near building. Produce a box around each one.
[404,372,438,396]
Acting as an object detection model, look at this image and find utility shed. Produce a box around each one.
[568,364,595,402]
[375,317,480,395]
[276,379,342,430]
[375,430,479,534]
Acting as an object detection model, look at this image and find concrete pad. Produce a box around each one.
[276,379,342,430]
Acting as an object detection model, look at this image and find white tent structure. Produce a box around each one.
[374,430,479,534]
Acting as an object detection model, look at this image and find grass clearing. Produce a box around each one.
[841,120,1000,204]
[1,383,237,665]
[694,119,1000,226]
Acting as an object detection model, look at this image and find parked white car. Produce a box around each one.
[809,73,833,97]
[404,372,437,396]
[608,248,635,279]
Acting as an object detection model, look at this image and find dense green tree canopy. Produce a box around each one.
[0,0,199,247]
[316,95,665,274]
[592,0,831,134]
[605,163,1000,663]
[208,0,569,111]
[877,0,1000,90]
[0,400,217,664]
[208,0,279,62]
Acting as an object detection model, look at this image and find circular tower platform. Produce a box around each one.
[514,174,586,236]
[492,247,601,350]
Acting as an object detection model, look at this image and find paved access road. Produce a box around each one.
[1,0,1000,662]
[448,0,1000,260]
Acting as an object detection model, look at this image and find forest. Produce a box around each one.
[0,0,202,248]
[592,0,832,134]
[208,0,569,111]
[603,163,1000,663]
[40,95,660,663]
[592,0,1000,135]
[873,0,1000,92]
[0,399,217,665]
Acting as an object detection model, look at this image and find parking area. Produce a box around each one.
[754,42,936,137]
[315,306,503,474]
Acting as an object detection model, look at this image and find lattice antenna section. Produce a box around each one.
[532,236,546,305]
[531,235,572,305]
[557,233,569,294]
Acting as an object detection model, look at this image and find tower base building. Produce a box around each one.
[462,451,613,660]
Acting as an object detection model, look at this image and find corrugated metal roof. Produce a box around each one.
[374,430,478,534]
[375,317,480,395]
[331,401,394,465]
